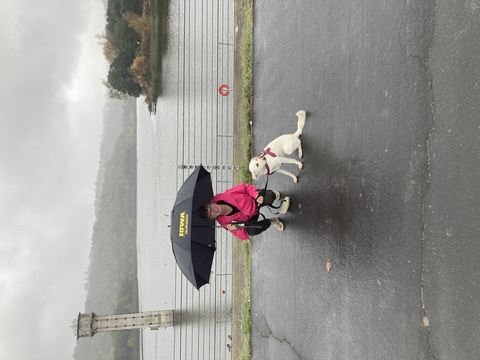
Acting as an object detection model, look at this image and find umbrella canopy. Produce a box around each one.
[170,165,216,289]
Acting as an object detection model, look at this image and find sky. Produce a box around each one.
[0,0,108,359]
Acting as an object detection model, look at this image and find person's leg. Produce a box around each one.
[263,190,277,205]
[259,189,290,213]
[245,217,284,236]
[246,219,271,236]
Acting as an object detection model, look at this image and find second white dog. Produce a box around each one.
[249,110,306,183]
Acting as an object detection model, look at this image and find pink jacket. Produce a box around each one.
[211,183,260,240]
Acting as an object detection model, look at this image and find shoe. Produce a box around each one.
[270,218,284,231]
[279,197,290,214]
[273,190,281,200]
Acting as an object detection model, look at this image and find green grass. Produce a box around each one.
[239,0,254,185]
[239,241,251,360]
[238,1,253,358]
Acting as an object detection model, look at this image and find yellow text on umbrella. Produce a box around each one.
[178,211,189,237]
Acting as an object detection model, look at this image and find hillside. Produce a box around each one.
[74,98,140,360]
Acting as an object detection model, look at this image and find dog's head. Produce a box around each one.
[249,157,268,180]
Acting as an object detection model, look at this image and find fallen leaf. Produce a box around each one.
[326,259,332,272]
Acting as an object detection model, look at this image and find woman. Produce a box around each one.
[198,182,290,240]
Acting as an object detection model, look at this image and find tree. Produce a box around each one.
[102,79,129,100]
[107,54,142,97]
[113,19,140,54]
[123,11,151,40]
[96,32,119,64]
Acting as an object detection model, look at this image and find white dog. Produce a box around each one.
[249,110,306,183]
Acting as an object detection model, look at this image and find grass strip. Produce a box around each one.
[238,0,254,183]
[237,1,253,358]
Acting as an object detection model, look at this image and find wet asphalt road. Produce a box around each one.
[249,1,480,359]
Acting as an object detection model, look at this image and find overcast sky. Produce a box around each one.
[0,0,108,358]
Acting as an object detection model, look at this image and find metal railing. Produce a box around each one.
[171,0,235,359]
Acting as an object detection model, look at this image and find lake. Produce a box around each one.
[136,0,235,358]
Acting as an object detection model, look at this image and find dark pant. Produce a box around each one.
[259,189,277,206]
[244,189,276,236]
[244,214,271,236]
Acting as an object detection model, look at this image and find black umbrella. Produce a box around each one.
[170,165,216,289]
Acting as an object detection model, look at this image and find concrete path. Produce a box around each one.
[250,1,480,359]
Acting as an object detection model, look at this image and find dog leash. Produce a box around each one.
[259,147,277,158]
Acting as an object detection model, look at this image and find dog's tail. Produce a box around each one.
[294,110,306,138]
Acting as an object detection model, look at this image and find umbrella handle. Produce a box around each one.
[231,221,263,229]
